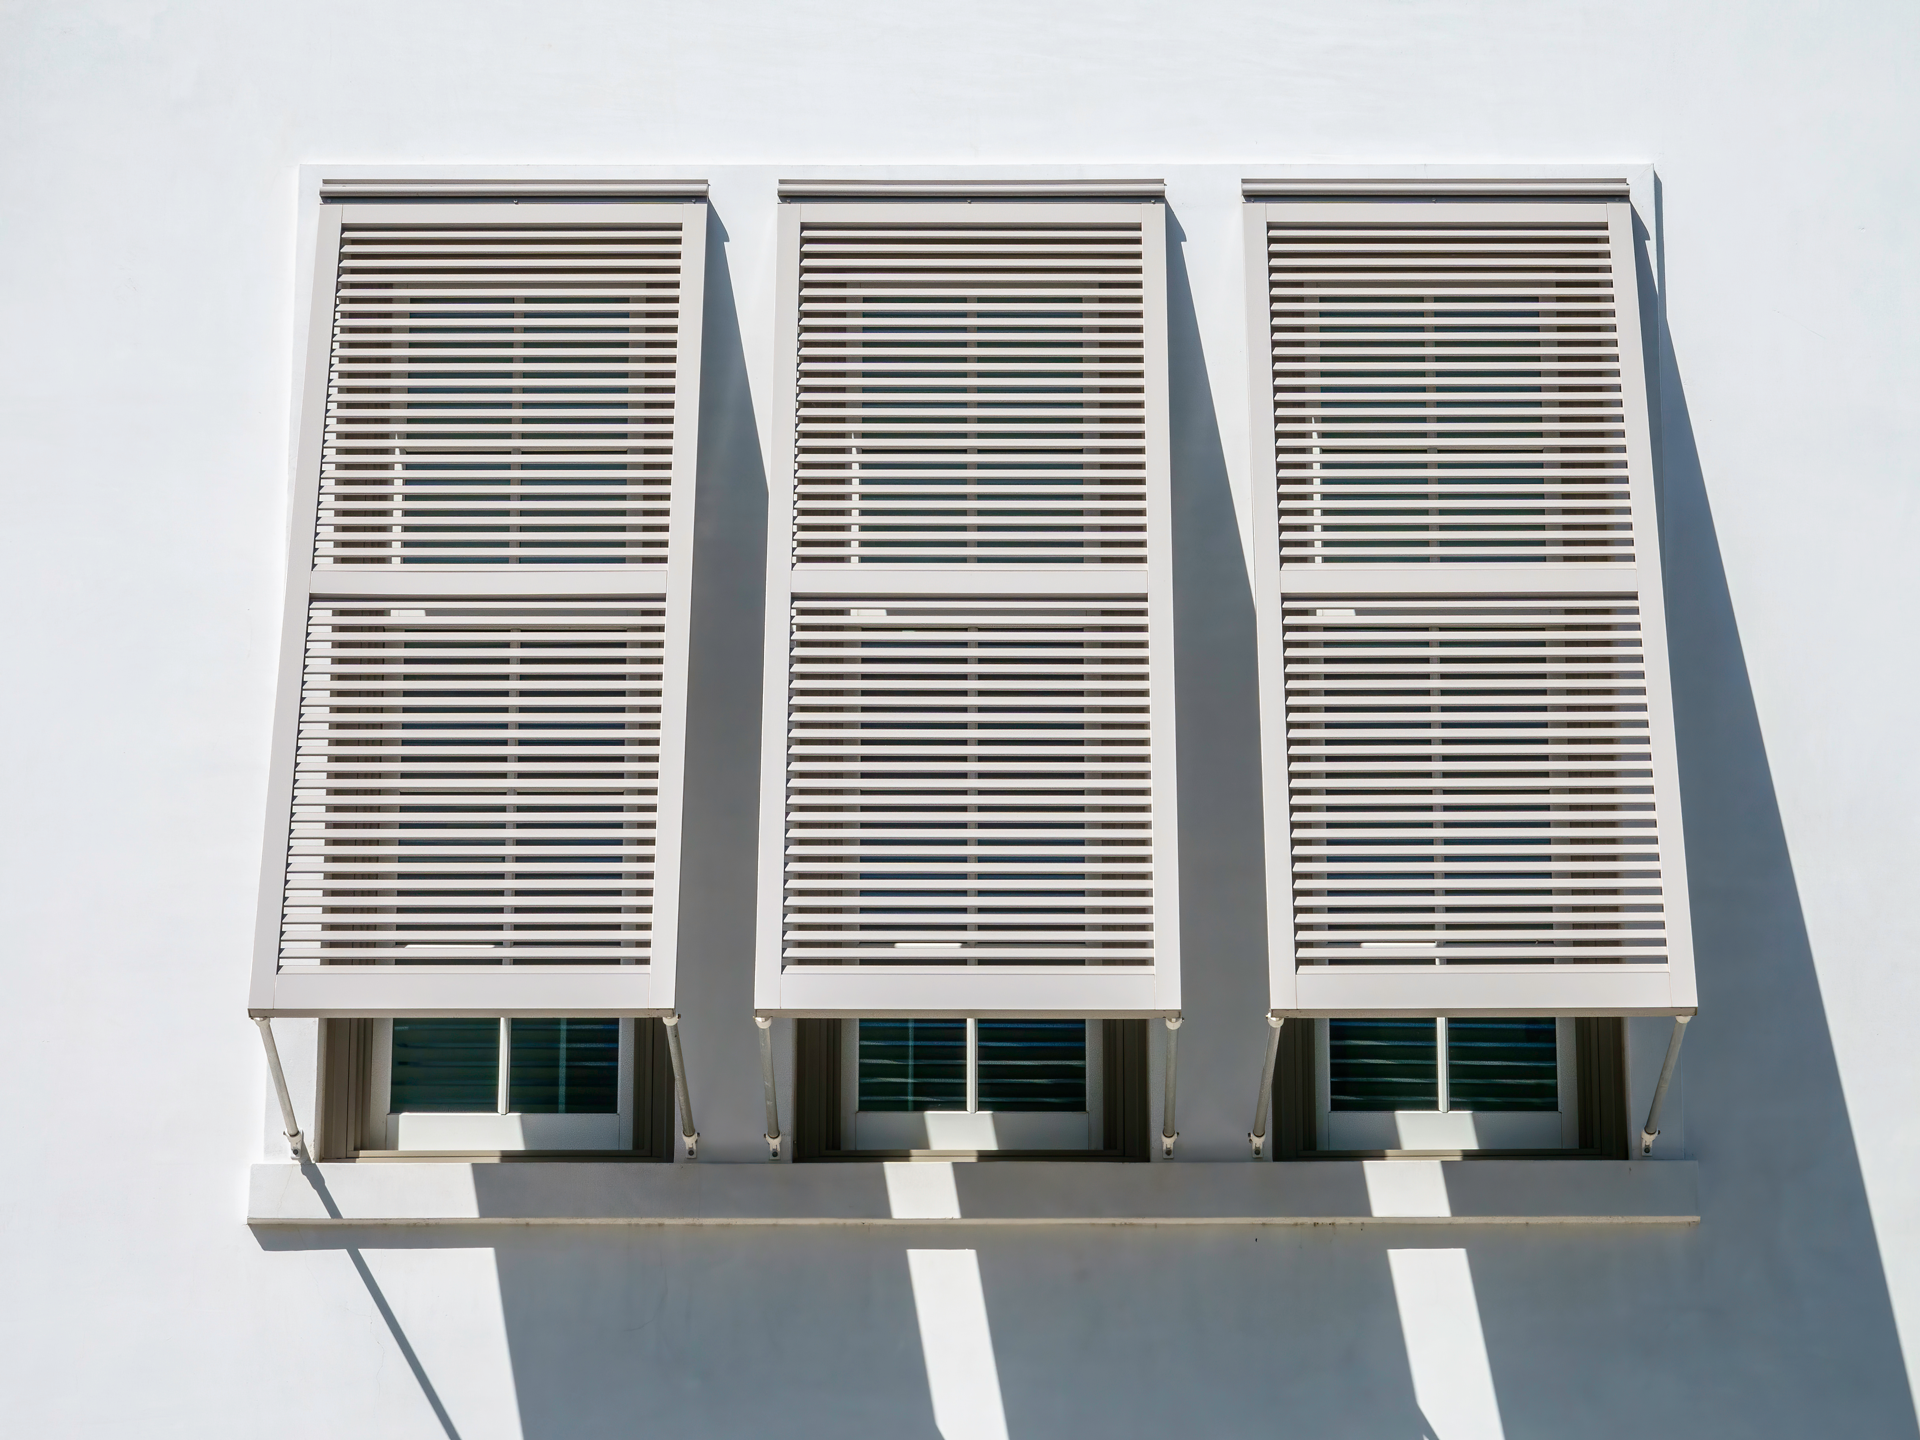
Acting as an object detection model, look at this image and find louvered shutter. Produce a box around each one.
[1244,182,1695,1019]
[250,187,707,1017]
[754,186,1180,1019]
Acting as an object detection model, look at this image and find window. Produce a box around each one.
[252,180,709,1157]
[1324,1016,1569,1149]
[756,181,1178,1156]
[382,1017,624,1148]
[794,1018,1151,1159]
[1243,180,1694,1152]
[850,1017,1092,1149]
[755,180,1181,1021]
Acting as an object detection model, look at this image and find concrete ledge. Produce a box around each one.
[248,1160,1698,1227]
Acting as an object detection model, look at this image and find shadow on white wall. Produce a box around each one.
[1388,1248,1506,1440]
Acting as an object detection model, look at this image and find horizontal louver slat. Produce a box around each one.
[783,600,1154,966]
[794,221,1149,565]
[317,221,682,567]
[279,601,663,965]
[1282,598,1667,967]
[1270,219,1635,565]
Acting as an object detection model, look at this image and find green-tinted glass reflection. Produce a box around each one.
[390,1019,499,1112]
[1329,1019,1438,1111]
[1447,1018,1557,1111]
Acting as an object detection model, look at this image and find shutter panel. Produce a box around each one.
[252,193,707,1018]
[755,190,1179,1019]
[1245,185,1695,1019]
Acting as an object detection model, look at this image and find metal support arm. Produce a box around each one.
[662,1014,698,1158]
[254,1017,307,1161]
[1249,1015,1285,1157]
[755,1016,783,1159]
[1160,1016,1183,1158]
[1639,1014,1691,1156]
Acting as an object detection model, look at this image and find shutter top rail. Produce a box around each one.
[780,179,1165,201]
[321,179,709,201]
[1242,177,1630,200]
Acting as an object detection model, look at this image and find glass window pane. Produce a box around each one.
[976,1020,1086,1112]
[858,1019,966,1111]
[1329,1019,1437,1111]
[1447,1017,1558,1111]
[508,1018,620,1114]
[390,1018,499,1112]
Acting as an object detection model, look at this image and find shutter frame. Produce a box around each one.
[1245,191,1695,1020]
[754,196,1181,1018]
[250,196,708,1017]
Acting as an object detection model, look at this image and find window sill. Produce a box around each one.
[248,1158,1698,1227]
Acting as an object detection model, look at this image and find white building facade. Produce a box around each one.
[4,4,1919,1436]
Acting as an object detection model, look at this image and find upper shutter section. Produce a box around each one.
[757,189,1179,1019]
[1245,185,1695,1020]
[1268,208,1633,565]
[253,191,707,1019]
[793,217,1148,564]
[317,213,685,567]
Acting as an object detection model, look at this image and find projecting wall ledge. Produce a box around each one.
[247,1159,1698,1227]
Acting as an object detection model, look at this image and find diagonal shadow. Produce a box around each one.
[294,1162,465,1440]
[1476,184,1920,1438]
[1161,206,1273,1157]
[1649,184,1916,1425]
[662,200,772,1163]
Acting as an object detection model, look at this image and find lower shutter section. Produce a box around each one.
[281,599,664,968]
[1282,595,1667,968]
[783,598,1155,968]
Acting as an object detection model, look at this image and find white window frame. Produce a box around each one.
[248,180,708,1021]
[753,184,1182,1020]
[842,1018,1104,1151]
[1243,178,1698,1021]
[371,1016,637,1151]
[1317,1017,1578,1151]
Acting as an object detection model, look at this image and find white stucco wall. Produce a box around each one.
[2,3,1917,1436]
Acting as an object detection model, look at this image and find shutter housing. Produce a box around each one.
[251,192,707,1018]
[1244,184,1695,1019]
[754,188,1180,1019]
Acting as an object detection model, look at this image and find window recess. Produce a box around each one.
[1265,1013,1629,1159]
[313,1014,677,1159]
[251,187,708,1155]
[754,185,1181,1026]
[1242,182,1696,1031]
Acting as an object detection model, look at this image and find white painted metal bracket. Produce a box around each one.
[1249,1015,1285,1157]
[254,1017,307,1161]
[1639,1015,1691,1156]
[756,1016,783,1159]
[662,1015,698,1158]
[1161,1017,1183,1157]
